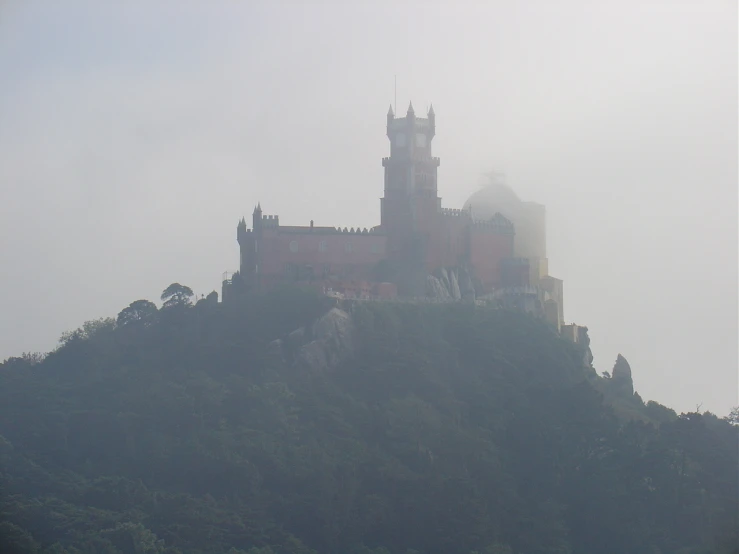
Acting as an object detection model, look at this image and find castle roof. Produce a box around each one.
[464,182,520,211]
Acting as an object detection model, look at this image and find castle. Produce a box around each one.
[224,102,567,331]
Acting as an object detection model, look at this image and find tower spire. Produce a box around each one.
[387,104,394,117]
[407,101,415,115]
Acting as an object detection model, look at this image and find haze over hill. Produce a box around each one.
[0,2,736,414]
[1,289,737,553]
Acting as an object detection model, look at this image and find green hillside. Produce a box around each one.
[1,286,736,554]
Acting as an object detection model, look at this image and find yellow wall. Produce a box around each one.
[539,275,564,325]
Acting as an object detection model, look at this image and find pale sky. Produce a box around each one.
[0,1,736,415]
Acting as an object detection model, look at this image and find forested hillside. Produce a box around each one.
[1,286,737,554]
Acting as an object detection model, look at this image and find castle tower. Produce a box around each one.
[381,102,441,261]
[236,203,263,288]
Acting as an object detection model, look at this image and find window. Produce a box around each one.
[370,243,384,254]
[289,240,299,253]
[395,133,406,147]
[416,133,426,147]
[319,240,327,252]
[344,242,353,253]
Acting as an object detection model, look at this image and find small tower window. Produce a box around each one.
[344,242,353,253]
[319,240,327,252]
[416,133,426,147]
[395,133,406,147]
[289,240,299,253]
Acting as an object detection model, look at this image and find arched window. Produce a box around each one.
[289,240,299,253]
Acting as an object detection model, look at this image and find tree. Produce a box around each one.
[59,317,116,346]
[117,300,158,327]
[160,283,194,309]
[725,406,739,425]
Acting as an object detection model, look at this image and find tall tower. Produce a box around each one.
[381,102,441,260]
[237,203,262,288]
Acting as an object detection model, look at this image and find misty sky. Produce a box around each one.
[0,1,736,415]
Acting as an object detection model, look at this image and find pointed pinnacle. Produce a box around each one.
[407,101,414,114]
[387,104,394,116]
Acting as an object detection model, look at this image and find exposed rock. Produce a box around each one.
[286,327,306,349]
[449,269,462,300]
[296,308,355,372]
[612,353,634,395]
[426,275,452,300]
[440,267,451,292]
[458,266,476,300]
[267,338,286,364]
[578,327,594,368]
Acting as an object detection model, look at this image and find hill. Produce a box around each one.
[1,286,737,554]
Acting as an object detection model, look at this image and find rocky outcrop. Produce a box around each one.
[426,275,452,300]
[458,267,476,301]
[578,327,594,369]
[295,308,356,372]
[449,270,461,300]
[267,338,286,364]
[426,267,470,301]
[266,308,356,372]
[612,354,634,395]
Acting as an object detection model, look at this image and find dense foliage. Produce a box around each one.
[1,286,737,554]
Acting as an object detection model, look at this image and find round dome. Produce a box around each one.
[463,183,521,219]
[463,182,547,261]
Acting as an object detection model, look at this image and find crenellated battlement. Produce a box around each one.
[471,213,515,234]
[382,155,440,167]
[261,214,280,226]
[441,207,472,218]
[336,226,377,234]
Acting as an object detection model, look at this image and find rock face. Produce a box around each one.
[426,275,452,300]
[426,267,470,301]
[458,267,476,301]
[267,338,286,364]
[578,327,595,369]
[295,308,356,372]
[612,353,634,395]
[449,270,462,300]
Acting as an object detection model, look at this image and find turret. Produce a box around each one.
[237,216,247,243]
[406,101,415,124]
[386,104,394,132]
[252,202,262,231]
[428,103,435,134]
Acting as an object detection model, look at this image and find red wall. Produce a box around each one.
[469,231,514,294]
[416,213,471,273]
[258,228,387,284]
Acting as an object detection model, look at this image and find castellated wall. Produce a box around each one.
[422,208,471,271]
[248,224,388,290]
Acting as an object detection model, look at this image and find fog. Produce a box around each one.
[0,1,736,415]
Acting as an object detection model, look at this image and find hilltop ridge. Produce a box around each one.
[0,286,737,554]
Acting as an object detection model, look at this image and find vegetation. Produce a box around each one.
[1,285,736,554]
